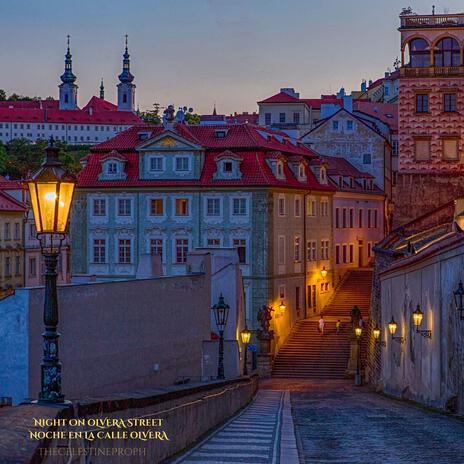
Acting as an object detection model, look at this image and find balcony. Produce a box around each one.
[400,13,464,29]
[400,66,464,77]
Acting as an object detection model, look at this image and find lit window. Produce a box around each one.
[150,199,164,216]
[306,240,317,261]
[175,199,189,216]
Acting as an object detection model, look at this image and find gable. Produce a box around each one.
[136,131,202,152]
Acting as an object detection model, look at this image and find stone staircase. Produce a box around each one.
[272,269,373,379]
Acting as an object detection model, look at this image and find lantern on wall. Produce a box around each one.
[453,281,464,320]
[412,304,432,338]
[388,316,405,344]
[321,266,328,278]
[279,300,286,312]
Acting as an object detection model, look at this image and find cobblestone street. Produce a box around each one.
[262,379,464,464]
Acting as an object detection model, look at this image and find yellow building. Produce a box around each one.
[0,190,26,294]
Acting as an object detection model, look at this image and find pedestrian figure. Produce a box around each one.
[351,305,361,328]
[318,315,325,335]
[336,319,341,333]
[359,316,365,328]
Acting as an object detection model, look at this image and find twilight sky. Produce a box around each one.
[0,1,462,114]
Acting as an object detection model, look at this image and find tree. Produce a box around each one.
[140,102,161,125]
[0,143,7,172]
[184,112,201,125]
[0,89,6,101]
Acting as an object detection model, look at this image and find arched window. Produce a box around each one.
[435,37,460,67]
[64,94,69,104]
[408,39,430,67]
[123,94,127,104]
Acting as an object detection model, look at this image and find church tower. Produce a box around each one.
[117,35,136,112]
[100,78,105,99]
[59,35,78,110]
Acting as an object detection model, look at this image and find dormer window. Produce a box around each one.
[338,176,343,187]
[298,164,305,178]
[277,161,284,177]
[138,131,151,140]
[349,177,354,188]
[320,167,327,183]
[149,156,164,172]
[107,162,118,175]
[215,129,227,139]
[223,161,233,173]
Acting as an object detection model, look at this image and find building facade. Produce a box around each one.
[395,10,464,226]
[71,122,335,342]
[0,38,140,145]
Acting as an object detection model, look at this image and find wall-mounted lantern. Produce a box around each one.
[412,304,432,338]
[453,281,464,320]
[321,266,328,278]
[373,324,386,347]
[388,317,405,344]
[278,300,286,312]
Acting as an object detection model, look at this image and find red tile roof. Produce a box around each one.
[258,91,343,109]
[353,102,398,131]
[0,97,141,125]
[257,91,301,104]
[226,113,259,124]
[0,176,24,190]
[0,190,27,212]
[78,123,334,192]
[0,100,59,110]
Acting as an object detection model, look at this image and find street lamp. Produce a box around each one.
[240,324,251,375]
[373,324,386,347]
[321,266,328,278]
[412,304,432,338]
[27,137,75,403]
[278,300,286,312]
[388,316,405,344]
[354,325,362,386]
[453,281,464,320]
[212,294,230,380]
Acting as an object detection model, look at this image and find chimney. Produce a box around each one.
[343,96,353,113]
[361,80,367,92]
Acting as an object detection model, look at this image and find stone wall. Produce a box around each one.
[0,376,259,463]
[379,241,464,414]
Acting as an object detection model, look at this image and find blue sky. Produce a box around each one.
[0,1,462,114]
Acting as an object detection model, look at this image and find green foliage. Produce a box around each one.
[7,93,38,101]
[140,102,161,125]
[0,89,6,101]
[184,112,201,125]
[2,139,89,179]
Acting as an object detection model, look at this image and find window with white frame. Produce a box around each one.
[321,240,329,260]
[14,223,20,240]
[232,198,247,216]
[233,238,247,264]
[175,157,189,171]
[298,164,305,179]
[150,238,163,259]
[118,239,131,263]
[149,157,164,172]
[29,257,37,277]
[307,196,317,216]
[207,238,221,247]
[320,198,329,216]
[92,199,106,216]
[278,196,285,217]
[175,238,189,263]
[279,284,286,299]
[4,223,10,240]
[175,198,189,216]
[15,256,20,275]
[5,257,11,276]
[93,239,106,263]
[107,162,118,174]
[117,198,131,216]
[306,240,317,261]
[294,195,301,217]
[150,198,164,216]
[294,236,301,262]
[206,198,221,216]
[278,236,285,265]
[277,161,284,177]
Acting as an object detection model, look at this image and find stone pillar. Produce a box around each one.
[346,335,359,378]
[257,332,274,378]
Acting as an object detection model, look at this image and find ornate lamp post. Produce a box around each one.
[388,317,405,344]
[354,325,362,386]
[453,281,464,320]
[27,137,75,403]
[240,324,251,375]
[412,304,432,338]
[212,294,230,380]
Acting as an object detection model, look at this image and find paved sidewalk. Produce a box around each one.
[173,389,298,463]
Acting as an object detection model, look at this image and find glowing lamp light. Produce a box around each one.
[354,326,362,338]
[27,138,75,235]
[388,317,398,335]
[412,304,424,328]
[321,266,328,278]
[373,325,381,340]
[240,325,251,345]
[279,300,286,312]
[212,294,230,332]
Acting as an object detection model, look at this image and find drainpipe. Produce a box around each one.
[303,190,311,319]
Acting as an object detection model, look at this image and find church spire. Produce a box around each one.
[117,35,136,112]
[99,78,105,99]
[60,35,76,84]
[118,34,134,84]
